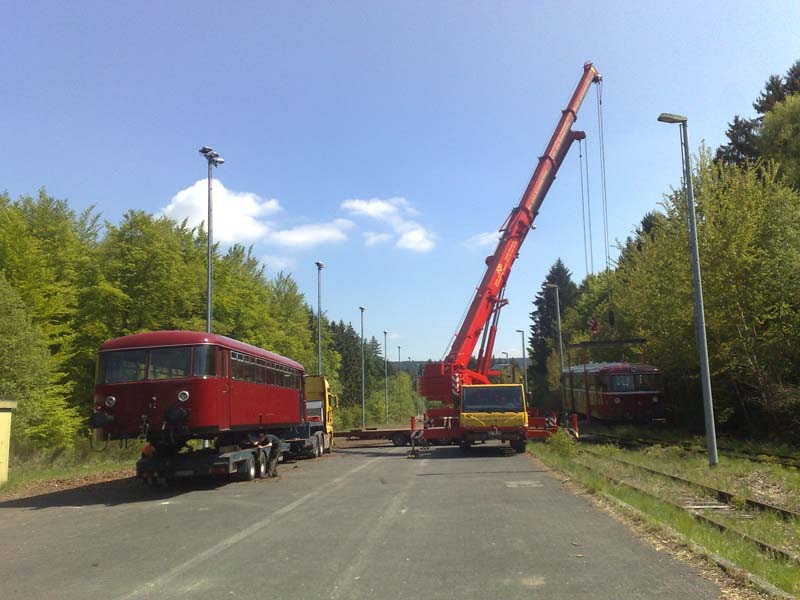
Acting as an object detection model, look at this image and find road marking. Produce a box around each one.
[116,455,384,600]
[504,480,542,488]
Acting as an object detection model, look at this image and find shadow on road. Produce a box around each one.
[409,445,529,460]
[0,475,250,510]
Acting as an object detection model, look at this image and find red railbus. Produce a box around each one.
[564,362,667,423]
[91,330,305,448]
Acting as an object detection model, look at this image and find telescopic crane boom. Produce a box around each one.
[420,62,602,404]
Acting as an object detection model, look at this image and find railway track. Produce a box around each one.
[572,450,800,567]
[581,446,800,521]
[582,432,800,469]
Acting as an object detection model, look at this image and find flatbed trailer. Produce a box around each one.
[334,418,419,447]
[136,437,289,485]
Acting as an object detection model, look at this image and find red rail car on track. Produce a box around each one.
[564,362,668,423]
[90,330,305,447]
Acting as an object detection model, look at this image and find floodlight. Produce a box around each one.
[657,113,687,124]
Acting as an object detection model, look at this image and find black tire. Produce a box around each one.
[238,454,256,481]
[256,450,268,478]
[511,440,527,454]
[309,436,320,458]
[323,434,332,454]
[317,433,326,456]
[459,441,471,453]
[392,432,410,447]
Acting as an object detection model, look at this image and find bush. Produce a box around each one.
[546,428,577,457]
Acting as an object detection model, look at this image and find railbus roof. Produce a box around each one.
[98,330,304,371]
[563,362,661,375]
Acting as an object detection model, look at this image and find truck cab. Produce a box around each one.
[458,383,528,452]
[304,375,338,452]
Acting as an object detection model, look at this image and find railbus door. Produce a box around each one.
[217,347,231,431]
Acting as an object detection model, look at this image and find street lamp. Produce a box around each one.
[502,351,509,362]
[658,112,719,467]
[545,283,565,415]
[515,329,528,398]
[315,261,325,375]
[359,306,366,429]
[199,146,224,333]
[398,345,401,365]
[383,331,389,424]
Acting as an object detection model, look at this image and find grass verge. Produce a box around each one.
[1,440,139,496]
[530,432,800,597]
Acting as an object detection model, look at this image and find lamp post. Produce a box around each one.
[502,351,509,363]
[383,330,389,424]
[359,306,366,429]
[315,261,325,375]
[398,345,401,365]
[545,283,565,414]
[658,112,719,467]
[199,146,224,333]
[515,329,528,398]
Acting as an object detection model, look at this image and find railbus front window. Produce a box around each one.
[98,349,147,384]
[610,375,635,392]
[149,347,192,380]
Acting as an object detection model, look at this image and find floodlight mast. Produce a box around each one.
[199,145,225,333]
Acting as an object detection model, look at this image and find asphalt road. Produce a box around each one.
[0,443,721,599]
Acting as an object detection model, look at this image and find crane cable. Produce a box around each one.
[595,80,614,330]
[578,139,590,277]
[582,134,595,275]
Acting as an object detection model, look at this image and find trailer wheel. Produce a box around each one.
[511,440,527,454]
[392,432,410,447]
[309,435,320,458]
[256,450,269,478]
[238,454,256,481]
[316,433,325,456]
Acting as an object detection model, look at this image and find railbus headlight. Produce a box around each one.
[177,390,190,403]
[652,396,659,403]
[104,396,116,408]
[613,397,621,405]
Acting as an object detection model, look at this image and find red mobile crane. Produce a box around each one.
[419,62,601,448]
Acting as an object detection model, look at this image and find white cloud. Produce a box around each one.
[261,255,295,271]
[342,197,436,253]
[162,179,280,243]
[397,226,435,252]
[462,231,500,248]
[364,231,392,246]
[267,219,354,249]
[165,181,354,252]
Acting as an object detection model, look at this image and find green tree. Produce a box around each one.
[716,59,800,166]
[760,94,800,190]
[613,153,800,430]
[527,259,578,398]
[0,273,80,453]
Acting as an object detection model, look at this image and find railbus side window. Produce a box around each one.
[193,345,217,377]
[231,352,244,380]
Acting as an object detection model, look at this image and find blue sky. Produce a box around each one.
[3,1,799,362]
